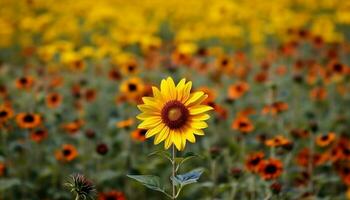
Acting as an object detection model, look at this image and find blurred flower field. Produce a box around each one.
[0,0,350,199]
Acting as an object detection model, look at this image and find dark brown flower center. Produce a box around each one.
[250,157,261,166]
[63,149,71,156]
[265,164,277,174]
[128,83,137,91]
[23,114,34,122]
[161,100,189,129]
[0,110,8,118]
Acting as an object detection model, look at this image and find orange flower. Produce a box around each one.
[62,119,84,134]
[108,68,122,81]
[227,82,249,100]
[98,190,126,200]
[265,135,290,147]
[0,104,14,123]
[55,144,78,162]
[258,158,283,180]
[15,76,35,90]
[316,132,336,147]
[46,92,62,108]
[261,101,289,116]
[310,87,327,101]
[231,116,254,133]
[15,113,42,129]
[245,152,265,173]
[120,59,139,75]
[116,118,134,129]
[215,55,234,75]
[30,129,48,143]
[131,129,146,142]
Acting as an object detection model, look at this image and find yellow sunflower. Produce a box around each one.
[136,77,213,151]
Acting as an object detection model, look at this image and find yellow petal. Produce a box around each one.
[167,77,177,99]
[154,126,169,144]
[193,129,205,135]
[136,112,160,120]
[164,131,173,149]
[176,78,186,101]
[186,131,196,143]
[152,86,165,102]
[181,81,192,102]
[185,91,204,106]
[173,130,182,151]
[142,97,163,107]
[137,104,160,112]
[138,117,162,129]
[181,131,187,150]
[145,123,165,138]
[160,79,171,100]
[190,121,208,129]
[191,113,210,121]
[189,105,213,115]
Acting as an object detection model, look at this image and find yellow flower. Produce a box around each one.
[137,77,213,151]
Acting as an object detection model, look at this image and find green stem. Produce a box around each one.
[172,145,176,200]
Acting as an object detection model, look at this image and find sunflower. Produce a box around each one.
[46,92,63,108]
[15,113,42,129]
[137,77,213,151]
[30,129,48,143]
[98,190,126,200]
[55,144,78,162]
[316,132,336,147]
[258,158,283,180]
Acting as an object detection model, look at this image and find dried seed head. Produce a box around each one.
[65,173,96,200]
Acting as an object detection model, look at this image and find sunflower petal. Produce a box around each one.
[176,78,186,101]
[191,113,210,121]
[193,129,205,135]
[138,117,162,129]
[165,131,173,149]
[189,105,213,115]
[191,121,208,129]
[173,130,182,151]
[186,130,196,143]
[154,126,169,144]
[185,91,205,106]
[145,123,165,138]
[136,112,160,120]
[181,81,192,102]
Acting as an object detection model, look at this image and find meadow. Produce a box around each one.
[0,0,350,199]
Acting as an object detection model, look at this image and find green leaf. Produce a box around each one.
[175,152,200,172]
[171,168,204,187]
[0,178,21,191]
[127,175,164,192]
[148,150,172,162]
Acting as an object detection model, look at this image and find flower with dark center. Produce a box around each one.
[15,112,42,129]
[96,143,109,155]
[65,174,96,200]
[258,158,283,180]
[137,77,213,151]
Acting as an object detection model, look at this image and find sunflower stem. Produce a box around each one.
[172,145,176,199]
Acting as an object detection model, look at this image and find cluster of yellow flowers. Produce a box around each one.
[0,0,349,60]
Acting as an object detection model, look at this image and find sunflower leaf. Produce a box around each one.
[148,150,172,162]
[171,168,204,187]
[127,175,164,192]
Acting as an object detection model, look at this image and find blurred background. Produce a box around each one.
[0,0,350,199]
